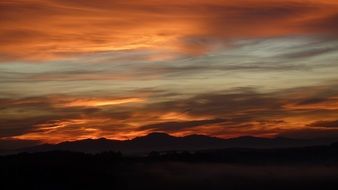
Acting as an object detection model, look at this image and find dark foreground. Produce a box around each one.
[2,145,338,190]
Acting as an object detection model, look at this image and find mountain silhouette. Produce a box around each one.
[5,133,338,154]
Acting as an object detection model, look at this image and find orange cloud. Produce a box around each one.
[57,97,145,107]
[1,0,338,61]
[11,118,100,143]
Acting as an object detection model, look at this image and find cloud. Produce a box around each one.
[1,1,338,147]
[54,97,145,107]
[0,95,146,107]
[280,46,338,59]
[0,95,145,139]
[144,88,283,119]
[305,12,338,35]
[139,118,226,132]
[2,82,338,142]
[1,0,338,61]
[308,120,338,128]
[0,116,66,138]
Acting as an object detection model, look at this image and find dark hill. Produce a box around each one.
[5,133,338,155]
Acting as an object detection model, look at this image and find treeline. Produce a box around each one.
[1,142,338,164]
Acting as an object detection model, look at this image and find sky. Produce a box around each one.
[1,0,338,145]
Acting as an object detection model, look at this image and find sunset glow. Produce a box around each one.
[1,0,338,144]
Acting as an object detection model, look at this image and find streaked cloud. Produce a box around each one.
[2,83,338,142]
[1,0,338,61]
[1,0,338,145]
[54,97,145,108]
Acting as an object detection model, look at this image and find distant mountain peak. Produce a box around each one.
[58,137,110,144]
[145,132,173,138]
[184,134,208,138]
[230,135,268,141]
[133,132,175,141]
[183,134,219,140]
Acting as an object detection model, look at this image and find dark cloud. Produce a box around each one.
[146,89,284,119]
[297,98,329,105]
[139,118,226,132]
[0,95,138,137]
[0,117,60,137]
[308,120,338,128]
[305,12,338,35]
